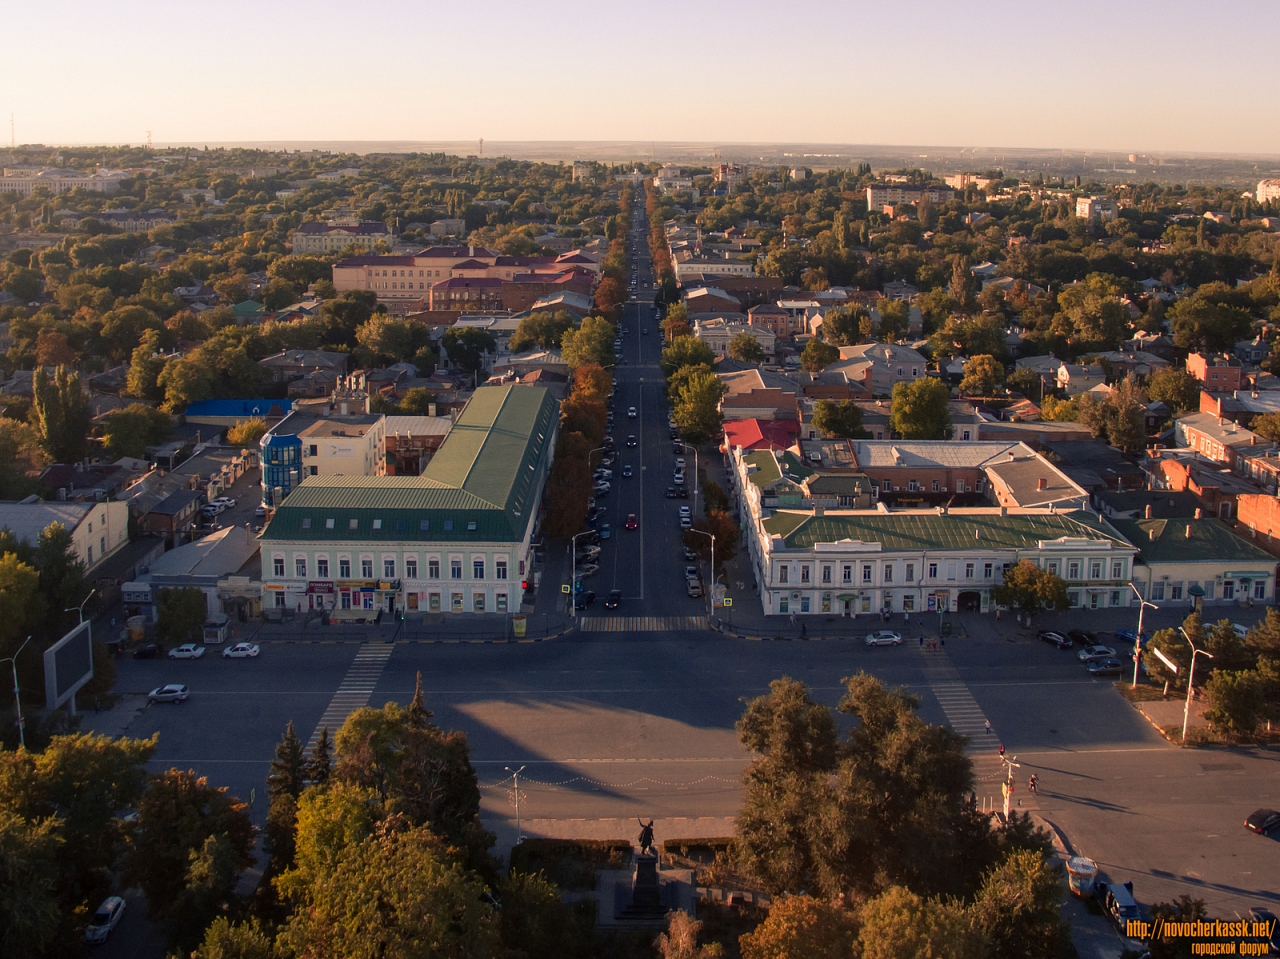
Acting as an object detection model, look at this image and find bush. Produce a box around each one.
[507,839,632,891]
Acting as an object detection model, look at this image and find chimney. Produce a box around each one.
[1000,505,1007,517]
[1145,503,1153,519]
[975,528,981,539]
[1194,507,1202,519]
[1185,523,1192,538]
[814,506,825,517]
[1037,477,1048,491]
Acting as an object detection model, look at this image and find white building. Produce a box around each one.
[291,221,393,254]
[1257,180,1280,205]
[1076,197,1119,222]
[0,169,129,195]
[0,500,129,570]
[693,319,776,359]
[865,184,954,209]
[266,411,387,479]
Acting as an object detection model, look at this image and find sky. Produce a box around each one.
[3,0,1278,155]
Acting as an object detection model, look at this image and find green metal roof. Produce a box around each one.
[763,509,1129,551]
[743,450,782,489]
[1109,518,1276,565]
[262,385,558,544]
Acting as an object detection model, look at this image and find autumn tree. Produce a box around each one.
[226,417,269,447]
[858,886,982,959]
[683,510,740,570]
[889,377,952,439]
[959,354,1004,396]
[739,894,857,959]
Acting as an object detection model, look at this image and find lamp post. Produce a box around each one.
[2,636,32,749]
[1128,584,1157,689]
[1178,626,1214,744]
[64,587,96,625]
[505,765,526,844]
[1000,753,1021,818]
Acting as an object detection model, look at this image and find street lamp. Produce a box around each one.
[505,765,526,844]
[1,636,33,750]
[686,528,716,616]
[64,587,97,625]
[1178,626,1215,744]
[1128,583,1157,689]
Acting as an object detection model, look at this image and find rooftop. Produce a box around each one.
[144,525,259,579]
[849,440,1027,470]
[0,501,93,543]
[1109,518,1275,565]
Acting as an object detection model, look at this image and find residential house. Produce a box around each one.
[383,415,454,476]
[694,319,776,359]
[830,343,928,397]
[1146,449,1258,520]
[1114,517,1275,606]
[0,500,129,570]
[1236,338,1270,364]
[140,489,204,546]
[722,418,801,453]
[123,525,260,623]
[1056,364,1105,396]
[1045,440,1146,492]
[684,287,742,315]
[1174,412,1273,470]
[267,411,387,480]
[1076,197,1119,222]
[1186,352,1242,391]
[718,368,800,423]
[291,221,392,255]
[1096,490,1202,521]
[259,350,349,384]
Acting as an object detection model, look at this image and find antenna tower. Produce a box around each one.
[147,130,153,150]
[478,137,483,157]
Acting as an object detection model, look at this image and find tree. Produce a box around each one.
[1006,367,1043,402]
[32,521,90,639]
[684,510,740,569]
[100,305,163,362]
[31,366,92,463]
[126,329,168,401]
[889,377,951,439]
[308,726,332,786]
[226,417,269,447]
[991,560,1069,617]
[508,311,574,352]
[1056,274,1129,349]
[355,314,432,366]
[36,330,76,367]
[739,894,857,959]
[125,769,254,924]
[1169,298,1253,352]
[276,825,502,959]
[1146,367,1201,415]
[561,315,616,370]
[442,327,496,381]
[192,917,275,959]
[594,276,626,317]
[0,551,41,657]
[821,306,865,347]
[800,338,839,372]
[812,399,867,439]
[661,335,716,377]
[857,886,982,959]
[0,419,47,500]
[969,849,1072,959]
[169,834,244,951]
[727,331,767,363]
[959,354,1004,396]
[1251,412,1280,443]
[0,811,63,959]
[397,387,434,415]
[99,403,173,459]
[495,870,589,959]
[155,587,208,647]
[672,368,727,445]
[1204,669,1267,737]
[655,910,723,959]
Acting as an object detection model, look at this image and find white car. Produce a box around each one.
[628,406,638,418]
[222,642,260,659]
[200,503,225,517]
[864,630,903,647]
[168,643,206,659]
[679,516,692,529]
[148,684,189,704]
[673,471,685,485]
[85,895,126,943]
[210,496,237,508]
[675,457,686,470]
[679,506,691,519]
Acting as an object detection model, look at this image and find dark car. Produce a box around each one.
[672,443,682,454]
[605,589,622,609]
[1096,880,1142,933]
[665,487,678,499]
[1067,629,1097,647]
[574,590,596,610]
[675,487,690,499]
[1245,808,1280,835]
[1087,658,1125,677]
[133,644,163,659]
[1246,907,1280,954]
[1037,630,1073,649]
[627,434,637,447]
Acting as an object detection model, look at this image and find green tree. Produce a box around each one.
[169,834,244,951]
[878,298,911,343]
[397,387,435,415]
[684,510,740,569]
[969,849,1072,959]
[32,521,91,639]
[661,335,716,377]
[672,367,728,445]
[1006,367,1043,402]
[1169,298,1254,352]
[265,721,306,871]
[2,266,42,301]
[100,305,163,362]
[800,338,839,372]
[889,377,952,439]
[192,917,275,959]
[155,586,208,647]
[126,329,169,401]
[226,417,269,447]
[31,366,92,463]
[811,399,866,439]
[0,551,42,657]
[1204,669,1267,737]
[0,420,47,500]
[1056,274,1129,349]
[100,403,173,460]
[1146,367,1201,415]
[560,315,616,370]
[991,559,1069,616]
[820,305,865,347]
[858,886,983,959]
[355,314,432,365]
[308,726,332,786]
[0,811,63,959]
[508,310,574,352]
[959,354,1004,396]
[1250,412,1280,443]
[727,331,768,363]
[441,327,497,381]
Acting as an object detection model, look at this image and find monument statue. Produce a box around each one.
[636,817,655,855]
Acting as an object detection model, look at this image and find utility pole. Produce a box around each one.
[2,637,32,750]
[1000,754,1021,820]
[146,130,153,151]
[505,765,526,844]
[1178,626,1214,743]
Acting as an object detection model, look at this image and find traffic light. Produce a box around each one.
[521,580,529,591]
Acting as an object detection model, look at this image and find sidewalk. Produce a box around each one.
[248,609,575,645]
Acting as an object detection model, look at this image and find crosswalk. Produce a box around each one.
[909,641,996,747]
[306,643,395,753]
[578,615,709,632]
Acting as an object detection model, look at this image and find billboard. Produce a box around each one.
[43,620,94,715]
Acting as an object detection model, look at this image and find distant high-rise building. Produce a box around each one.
[1258,179,1280,205]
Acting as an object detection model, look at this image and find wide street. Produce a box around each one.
[93,194,1280,934]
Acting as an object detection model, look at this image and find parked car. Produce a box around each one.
[1245,907,1280,954]
[1077,644,1117,663]
[673,470,685,485]
[574,590,596,610]
[222,642,260,658]
[679,516,692,529]
[593,469,613,480]
[686,581,703,598]
[683,547,698,561]
[684,565,700,582]
[674,486,689,499]
[1096,880,1143,932]
[1087,658,1125,676]
[148,683,189,704]
[1067,629,1097,647]
[674,457,686,470]
[168,643,205,660]
[593,482,611,494]
[598,524,612,539]
[1245,808,1280,835]
[679,506,691,519]
[253,505,267,518]
[85,896,126,943]
[210,496,237,508]
[133,644,163,660]
[605,589,622,609]
[665,487,678,498]
[625,513,638,530]
[1037,630,1073,649]
[200,503,225,517]
[865,630,903,646]
[576,563,600,577]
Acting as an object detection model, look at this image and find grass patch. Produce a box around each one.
[507,838,632,891]
[1115,682,1169,703]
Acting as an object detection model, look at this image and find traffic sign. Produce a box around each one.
[560,584,571,594]
[723,598,733,607]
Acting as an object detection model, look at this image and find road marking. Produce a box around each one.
[578,616,710,632]
[910,644,998,749]
[305,643,395,753]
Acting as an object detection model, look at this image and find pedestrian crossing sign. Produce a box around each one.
[723,598,733,607]
[561,584,571,594]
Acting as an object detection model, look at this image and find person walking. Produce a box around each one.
[984,719,991,735]
[998,743,1005,757]
[919,635,925,648]
[1029,774,1038,795]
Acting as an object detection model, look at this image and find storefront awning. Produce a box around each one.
[1225,572,1271,579]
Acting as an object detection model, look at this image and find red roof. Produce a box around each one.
[722,418,800,451]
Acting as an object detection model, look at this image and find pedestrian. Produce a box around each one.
[904,611,909,625]
[919,635,924,648]
[998,743,1005,757]
[995,608,1000,621]
[940,636,945,648]
[800,622,807,638]
[985,719,991,735]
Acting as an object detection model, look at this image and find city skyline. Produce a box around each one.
[4,0,1279,155]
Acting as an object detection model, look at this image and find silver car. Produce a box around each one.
[148,684,189,704]
[85,895,126,943]
[864,630,903,646]
[168,643,205,659]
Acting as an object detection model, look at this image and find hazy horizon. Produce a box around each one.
[4,0,1278,155]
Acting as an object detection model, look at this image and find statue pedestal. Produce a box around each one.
[617,852,666,920]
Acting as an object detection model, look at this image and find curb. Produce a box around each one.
[252,625,575,646]
[1031,814,1074,859]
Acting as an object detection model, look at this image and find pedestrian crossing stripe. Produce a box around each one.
[578,616,710,632]
[305,643,395,753]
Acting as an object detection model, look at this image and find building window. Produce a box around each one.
[1068,561,1080,579]
[496,560,507,580]
[451,559,462,579]
[822,565,832,584]
[882,478,891,492]
[928,562,937,578]
[779,597,789,614]
[429,558,440,579]
[800,565,810,584]
[1152,582,1165,601]
[87,545,93,564]
[779,566,789,584]
[984,562,993,578]
[474,560,485,579]
[1090,561,1102,579]
[295,558,307,578]
[384,559,396,578]
[308,445,318,456]
[1110,590,1121,606]
[100,536,106,556]
[962,430,971,441]
[863,564,872,583]
[339,558,351,578]
[273,556,285,577]
[965,563,974,579]
[451,593,464,612]
[1223,581,1235,600]
[1068,591,1081,607]
[317,558,329,578]
[474,593,485,612]
[405,558,417,579]
[1048,560,1059,576]
[361,558,373,578]
[906,563,915,582]
[800,596,811,613]
[842,564,852,584]
[340,591,351,609]
[1255,580,1267,600]
[1170,583,1183,600]
[883,564,893,583]
[932,480,940,492]
[908,480,919,492]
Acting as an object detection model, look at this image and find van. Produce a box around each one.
[1097,880,1142,932]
